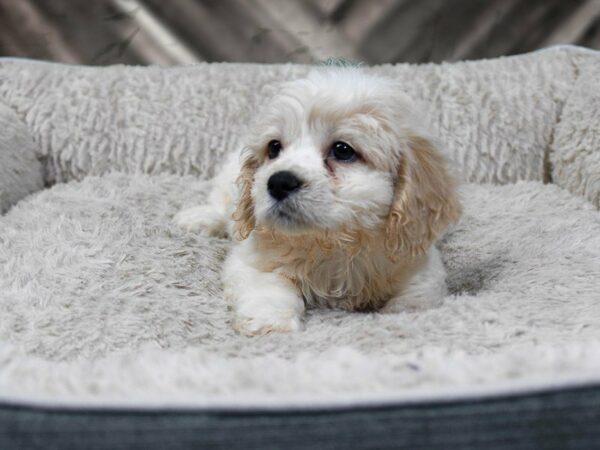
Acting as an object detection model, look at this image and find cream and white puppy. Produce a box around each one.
[175,67,461,336]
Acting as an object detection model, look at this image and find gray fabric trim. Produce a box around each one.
[1,384,599,450]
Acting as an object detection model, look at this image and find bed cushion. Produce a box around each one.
[1,174,599,405]
[0,101,43,213]
[1,47,600,448]
[551,55,600,208]
[0,47,579,186]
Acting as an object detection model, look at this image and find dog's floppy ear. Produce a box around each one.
[232,150,258,240]
[385,134,461,259]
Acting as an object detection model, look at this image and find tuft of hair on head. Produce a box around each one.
[318,57,364,69]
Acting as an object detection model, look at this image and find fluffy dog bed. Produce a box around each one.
[1,46,600,449]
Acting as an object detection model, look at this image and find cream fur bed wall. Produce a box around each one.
[551,56,600,208]
[0,102,43,213]
[0,46,599,406]
[0,46,589,188]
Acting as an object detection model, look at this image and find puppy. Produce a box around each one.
[175,67,461,336]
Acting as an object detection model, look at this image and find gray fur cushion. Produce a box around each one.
[1,175,599,403]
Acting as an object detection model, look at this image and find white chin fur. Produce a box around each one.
[262,207,313,233]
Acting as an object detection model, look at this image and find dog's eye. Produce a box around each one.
[330,141,357,162]
[267,140,282,159]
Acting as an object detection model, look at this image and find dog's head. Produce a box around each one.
[234,68,461,258]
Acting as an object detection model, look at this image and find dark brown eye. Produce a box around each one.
[330,141,357,162]
[267,140,282,159]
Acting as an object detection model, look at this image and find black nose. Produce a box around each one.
[267,171,303,201]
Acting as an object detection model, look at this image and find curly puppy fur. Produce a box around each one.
[175,67,461,336]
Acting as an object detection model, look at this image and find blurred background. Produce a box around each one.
[0,0,599,66]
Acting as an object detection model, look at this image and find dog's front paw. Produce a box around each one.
[173,205,227,237]
[233,310,304,336]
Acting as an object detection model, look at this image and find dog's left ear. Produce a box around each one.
[232,151,258,240]
[385,134,461,259]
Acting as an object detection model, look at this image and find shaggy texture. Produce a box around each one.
[0,46,586,186]
[551,55,600,208]
[0,101,43,213]
[0,174,599,405]
[1,47,600,407]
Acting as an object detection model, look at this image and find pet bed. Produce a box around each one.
[1,45,599,449]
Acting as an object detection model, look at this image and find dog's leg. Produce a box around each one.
[223,239,305,336]
[381,247,448,313]
[173,204,229,237]
[174,152,239,237]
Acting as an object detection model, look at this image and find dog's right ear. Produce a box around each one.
[232,150,258,240]
[384,134,461,259]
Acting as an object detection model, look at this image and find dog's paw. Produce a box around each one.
[173,205,227,237]
[233,310,304,336]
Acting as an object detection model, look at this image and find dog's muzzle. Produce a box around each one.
[267,171,303,201]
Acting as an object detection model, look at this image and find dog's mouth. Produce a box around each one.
[266,202,313,232]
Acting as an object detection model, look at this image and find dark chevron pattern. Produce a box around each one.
[0,0,599,65]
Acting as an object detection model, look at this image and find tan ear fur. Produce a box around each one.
[385,135,461,259]
[232,153,258,240]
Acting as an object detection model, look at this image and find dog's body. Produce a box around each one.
[175,67,461,336]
